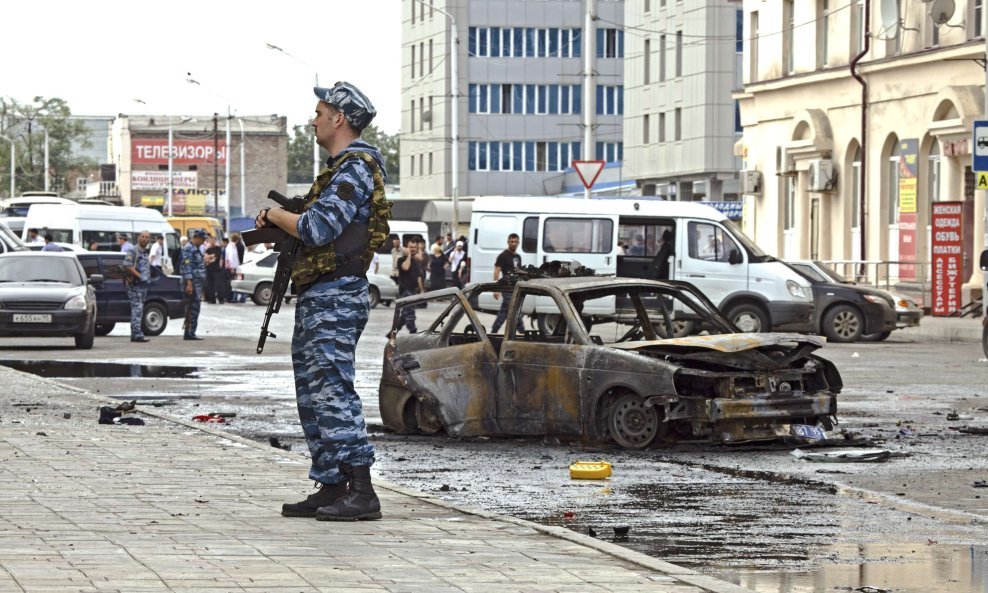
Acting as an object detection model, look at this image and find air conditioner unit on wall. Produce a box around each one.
[740,170,762,195]
[776,147,796,177]
[808,159,836,191]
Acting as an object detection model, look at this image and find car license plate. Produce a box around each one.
[790,424,826,441]
[13,314,52,323]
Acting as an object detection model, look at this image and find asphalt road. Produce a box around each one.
[3,300,988,593]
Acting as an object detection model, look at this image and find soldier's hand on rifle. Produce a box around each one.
[256,208,273,229]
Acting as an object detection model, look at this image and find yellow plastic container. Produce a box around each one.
[569,461,612,480]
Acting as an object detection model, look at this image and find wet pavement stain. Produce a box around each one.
[0,360,199,378]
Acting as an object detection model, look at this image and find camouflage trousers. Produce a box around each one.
[291,277,373,484]
[127,284,147,339]
[183,279,203,337]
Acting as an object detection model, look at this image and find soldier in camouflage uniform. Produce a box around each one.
[258,81,387,522]
[180,230,214,340]
[122,230,152,343]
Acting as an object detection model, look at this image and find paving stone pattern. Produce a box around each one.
[0,368,746,593]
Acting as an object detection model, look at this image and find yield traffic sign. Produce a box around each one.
[573,160,605,190]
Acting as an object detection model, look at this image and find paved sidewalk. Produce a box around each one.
[898,315,983,343]
[0,367,748,593]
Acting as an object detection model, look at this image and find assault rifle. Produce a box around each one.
[242,190,307,354]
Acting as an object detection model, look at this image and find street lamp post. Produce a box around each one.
[409,0,460,234]
[237,118,246,218]
[0,136,14,198]
[187,75,234,227]
[265,43,321,179]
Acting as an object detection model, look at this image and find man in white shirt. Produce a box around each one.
[224,235,243,303]
[148,235,165,273]
[448,241,466,288]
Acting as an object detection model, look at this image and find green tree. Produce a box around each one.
[0,96,92,197]
[286,124,400,185]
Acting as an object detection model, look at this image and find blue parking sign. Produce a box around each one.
[974,120,988,172]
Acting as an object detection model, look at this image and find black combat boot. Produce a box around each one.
[281,480,348,518]
[315,464,382,521]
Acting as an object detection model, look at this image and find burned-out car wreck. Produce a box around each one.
[379,275,843,448]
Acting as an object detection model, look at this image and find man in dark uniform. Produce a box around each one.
[180,230,214,340]
[121,230,152,343]
[491,233,525,334]
[203,236,226,304]
[257,81,387,522]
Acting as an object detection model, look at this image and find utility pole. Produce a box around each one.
[0,136,13,198]
[583,0,596,200]
[213,113,219,222]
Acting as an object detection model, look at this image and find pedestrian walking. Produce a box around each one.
[122,230,152,342]
[448,241,466,289]
[491,233,525,334]
[389,234,404,281]
[203,236,225,304]
[226,233,244,302]
[258,81,391,522]
[396,241,424,330]
[428,243,447,291]
[148,235,165,275]
[180,230,213,340]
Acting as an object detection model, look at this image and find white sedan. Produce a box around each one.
[232,251,397,308]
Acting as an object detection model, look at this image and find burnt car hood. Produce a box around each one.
[609,333,828,371]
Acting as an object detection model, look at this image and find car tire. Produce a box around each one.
[861,330,892,342]
[369,285,381,309]
[537,313,564,336]
[94,322,115,336]
[252,282,273,307]
[823,304,863,343]
[606,393,660,449]
[75,319,95,350]
[142,302,168,336]
[726,303,769,333]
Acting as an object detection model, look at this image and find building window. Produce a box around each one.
[851,0,864,56]
[784,177,796,230]
[674,108,682,141]
[645,0,650,11]
[928,142,941,202]
[887,143,901,225]
[420,42,425,78]
[469,27,581,58]
[410,155,415,177]
[429,39,434,73]
[659,112,666,142]
[429,152,434,176]
[643,114,650,145]
[644,39,651,84]
[783,0,794,74]
[410,100,415,132]
[596,28,624,58]
[659,35,666,82]
[818,0,829,68]
[750,11,759,83]
[76,178,88,192]
[411,45,416,79]
[467,141,582,172]
[419,98,425,135]
[428,96,434,130]
[675,31,683,77]
[596,85,624,115]
[974,0,985,38]
[411,0,415,25]
[595,142,623,162]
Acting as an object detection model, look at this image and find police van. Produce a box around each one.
[468,196,814,333]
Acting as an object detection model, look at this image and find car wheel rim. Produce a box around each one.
[609,396,658,448]
[414,399,443,434]
[735,313,760,332]
[833,311,859,338]
[258,286,272,304]
[145,309,164,332]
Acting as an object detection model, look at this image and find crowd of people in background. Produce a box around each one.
[389,232,469,295]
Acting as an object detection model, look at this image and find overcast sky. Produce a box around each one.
[1,1,403,133]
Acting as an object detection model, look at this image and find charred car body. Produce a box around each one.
[379,275,842,448]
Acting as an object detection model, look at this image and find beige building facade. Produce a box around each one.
[737,0,986,295]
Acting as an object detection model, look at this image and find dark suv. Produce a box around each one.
[76,252,186,336]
